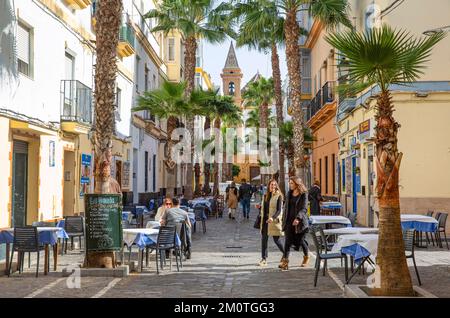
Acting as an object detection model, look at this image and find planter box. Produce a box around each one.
[344,285,437,298]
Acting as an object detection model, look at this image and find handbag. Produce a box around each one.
[254,214,262,229]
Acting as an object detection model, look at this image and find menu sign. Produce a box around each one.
[85,194,122,252]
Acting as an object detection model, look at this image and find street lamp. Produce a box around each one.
[423,25,450,36]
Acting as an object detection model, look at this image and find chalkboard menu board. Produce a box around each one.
[85,194,123,252]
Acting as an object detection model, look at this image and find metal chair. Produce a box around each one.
[9,227,45,277]
[155,226,180,274]
[63,216,84,254]
[435,212,449,249]
[310,225,348,287]
[29,222,55,268]
[346,212,356,227]
[193,206,207,234]
[403,229,422,285]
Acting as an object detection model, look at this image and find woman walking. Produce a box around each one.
[258,180,285,266]
[308,180,323,216]
[279,177,310,270]
[226,182,238,220]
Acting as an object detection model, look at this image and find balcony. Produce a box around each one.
[60,80,93,133]
[306,81,336,122]
[118,23,136,58]
[64,0,92,10]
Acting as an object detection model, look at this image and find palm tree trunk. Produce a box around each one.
[88,0,122,268]
[213,116,221,197]
[372,91,414,296]
[165,116,178,198]
[203,117,211,195]
[284,8,305,181]
[183,36,197,200]
[259,102,269,184]
[271,43,286,194]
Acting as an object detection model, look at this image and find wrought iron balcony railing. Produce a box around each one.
[60,80,93,124]
[306,81,336,122]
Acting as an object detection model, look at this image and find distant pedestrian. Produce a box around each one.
[238,178,252,219]
[258,179,284,267]
[226,182,238,220]
[308,180,323,216]
[279,177,310,270]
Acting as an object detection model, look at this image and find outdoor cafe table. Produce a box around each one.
[331,233,379,284]
[323,227,379,236]
[309,215,352,228]
[400,214,439,232]
[122,228,181,272]
[0,227,69,275]
[320,202,343,216]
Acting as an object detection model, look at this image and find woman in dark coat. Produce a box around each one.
[308,180,323,215]
[279,176,310,270]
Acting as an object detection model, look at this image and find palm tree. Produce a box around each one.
[326,25,445,296]
[145,0,234,199]
[233,0,288,192]
[277,0,351,180]
[133,81,192,197]
[242,76,274,183]
[87,0,123,268]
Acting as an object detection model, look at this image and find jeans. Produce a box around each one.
[261,232,284,259]
[241,198,251,218]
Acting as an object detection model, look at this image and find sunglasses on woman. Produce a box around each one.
[165,203,172,207]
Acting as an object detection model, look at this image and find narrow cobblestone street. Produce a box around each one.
[1,203,449,298]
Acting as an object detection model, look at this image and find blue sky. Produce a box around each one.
[203,40,288,92]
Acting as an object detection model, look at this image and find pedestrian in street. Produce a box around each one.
[155,197,173,222]
[226,182,238,220]
[161,197,192,259]
[308,180,323,216]
[258,179,285,267]
[279,177,310,270]
[238,178,252,219]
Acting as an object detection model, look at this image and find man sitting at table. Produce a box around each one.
[161,197,192,259]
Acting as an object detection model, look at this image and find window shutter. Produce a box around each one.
[17,23,30,64]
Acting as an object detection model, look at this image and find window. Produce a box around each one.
[145,151,149,192]
[342,159,346,192]
[168,38,175,61]
[229,82,235,95]
[135,55,141,92]
[115,87,122,121]
[319,158,322,191]
[313,162,316,180]
[144,65,149,91]
[332,154,336,195]
[17,22,32,77]
[152,74,156,90]
[152,154,156,192]
[325,156,329,194]
[195,73,201,88]
[64,52,74,80]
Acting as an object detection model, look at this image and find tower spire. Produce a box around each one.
[224,42,240,69]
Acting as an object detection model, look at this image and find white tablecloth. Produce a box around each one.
[123,228,159,248]
[331,234,379,257]
[145,221,161,229]
[323,227,379,236]
[309,215,351,226]
[401,214,438,223]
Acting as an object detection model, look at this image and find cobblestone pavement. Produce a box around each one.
[1,203,449,298]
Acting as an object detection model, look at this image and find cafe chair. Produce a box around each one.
[63,216,84,254]
[435,212,449,249]
[193,206,207,234]
[155,226,180,274]
[9,227,45,278]
[310,225,348,287]
[403,230,421,286]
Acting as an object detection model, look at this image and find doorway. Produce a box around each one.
[63,150,75,216]
[12,140,28,227]
[352,156,357,214]
[133,149,138,203]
